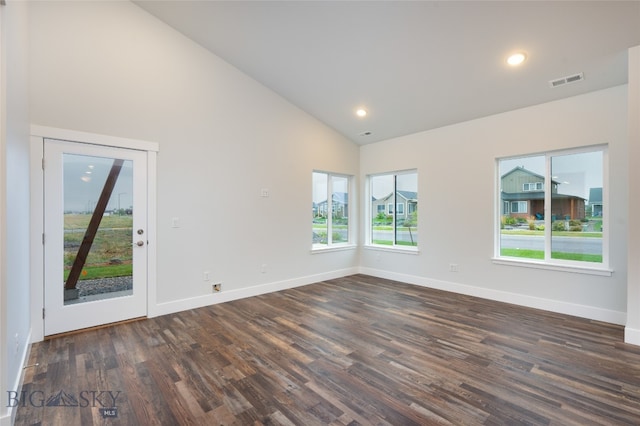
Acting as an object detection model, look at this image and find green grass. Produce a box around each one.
[64,213,133,230]
[551,252,603,263]
[589,218,603,232]
[63,214,134,280]
[64,213,133,267]
[64,228,133,266]
[64,263,132,281]
[500,248,602,263]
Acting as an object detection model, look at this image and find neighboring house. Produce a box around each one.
[501,166,585,220]
[316,192,348,218]
[372,191,417,220]
[589,187,603,217]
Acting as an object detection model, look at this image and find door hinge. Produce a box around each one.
[42,233,45,244]
[41,158,45,170]
[42,308,45,319]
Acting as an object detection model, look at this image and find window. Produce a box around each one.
[313,171,350,248]
[523,182,543,191]
[497,146,607,270]
[370,170,418,247]
[510,201,527,213]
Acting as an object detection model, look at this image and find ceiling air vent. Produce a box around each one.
[359,131,373,137]
[549,72,584,88]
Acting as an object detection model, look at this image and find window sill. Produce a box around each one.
[364,244,420,255]
[492,257,613,276]
[311,244,357,254]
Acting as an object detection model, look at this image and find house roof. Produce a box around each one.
[398,191,417,201]
[332,192,348,204]
[374,191,418,203]
[501,166,560,185]
[502,166,544,181]
[317,192,348,205]
[502,192,585,202]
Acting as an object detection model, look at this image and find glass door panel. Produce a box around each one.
[44,139,147,336]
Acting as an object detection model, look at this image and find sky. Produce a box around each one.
[64,154,133,213]
[312,172,350,203]
[313,171,419,203]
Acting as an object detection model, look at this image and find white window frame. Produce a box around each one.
[494,145,611,275]
[367,169,418,251]
[312,171,354,251]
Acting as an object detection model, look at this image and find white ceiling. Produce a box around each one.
[135,1,640,144]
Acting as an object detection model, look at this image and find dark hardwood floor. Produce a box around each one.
[15,274,640,425]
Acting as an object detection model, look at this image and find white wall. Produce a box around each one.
[29,1,359,318]
[627,45,640,344]
[25,1,635,348]
[360,85,628,324]
[1,6,6,424]
[1,1,31,425]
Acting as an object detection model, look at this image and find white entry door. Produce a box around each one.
[44,139,148,336]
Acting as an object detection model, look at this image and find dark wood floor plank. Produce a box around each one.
[15,274,640,425]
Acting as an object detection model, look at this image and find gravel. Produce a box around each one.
[75,276,133,296]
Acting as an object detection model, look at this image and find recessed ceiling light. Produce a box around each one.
[507,52,526,66]
[356,108,368,118]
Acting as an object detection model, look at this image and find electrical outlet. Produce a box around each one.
[203,271,210,281]
[212,283,222,292]
[449,263,459,272]
[261,264,268,273]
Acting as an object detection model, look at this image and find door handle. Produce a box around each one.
[134,240,145,247]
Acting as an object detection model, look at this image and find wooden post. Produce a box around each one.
[65,159,125,294]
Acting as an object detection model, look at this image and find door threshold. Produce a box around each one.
[44,316,147,340]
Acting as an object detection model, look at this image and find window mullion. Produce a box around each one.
[327,175,333,245]
[393,175,397,245]
[544,154,552,261]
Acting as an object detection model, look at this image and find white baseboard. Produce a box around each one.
[625,327,640,345]
[151,268,359,318]
[359,267,626,325]
[1,329,33,426]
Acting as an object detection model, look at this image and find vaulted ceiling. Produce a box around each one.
[135,1,640,144]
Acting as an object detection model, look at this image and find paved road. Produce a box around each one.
[500,234,602,255]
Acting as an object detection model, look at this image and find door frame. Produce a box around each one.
[30,125,158,342]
